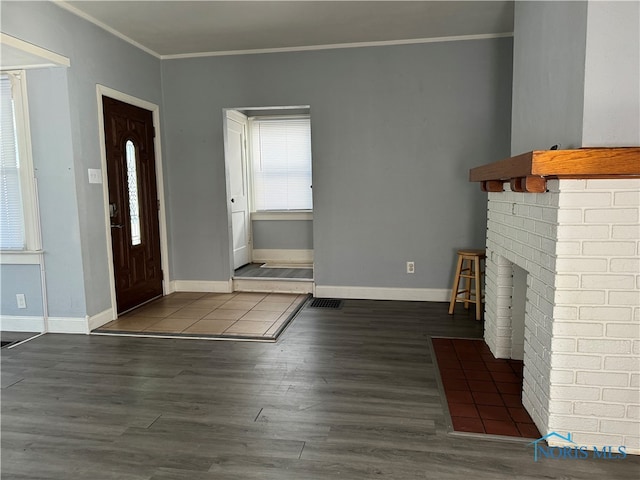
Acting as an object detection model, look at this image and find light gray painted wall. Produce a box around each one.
[26,68,86,318]
[162,39,513,289]
[252,220,313,250]
[1,1,163,317]
[582,1,640,146]
[0,265,43,317]
[511,1,588,154]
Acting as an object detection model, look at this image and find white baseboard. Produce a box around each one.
[314,285,451,302]
[87,308,115,331]
[0,315,44,332]
[170,280,233,293]
[252,249,313,264]
[47,317,88,334]
[233,278,314,294]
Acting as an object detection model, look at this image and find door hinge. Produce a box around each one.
[152,126,156,138]
[157,200,161,211]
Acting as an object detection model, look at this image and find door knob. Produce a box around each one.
[231,198,235,203]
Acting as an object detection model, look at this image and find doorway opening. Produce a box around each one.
[223,106,314,291]
[96,86,170,321]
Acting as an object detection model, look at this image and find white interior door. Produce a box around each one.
[224,110,251,269]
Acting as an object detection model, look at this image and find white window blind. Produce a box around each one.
[0,73,25,250]
[250,116,312,211]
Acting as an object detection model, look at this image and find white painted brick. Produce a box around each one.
[602,388,640,403]
[624,436,640,453]
[574,402,626,418]
[550,338,576,353]
[557,192,611,207]
[555,241,582,255]
[576,371,628,387]
[555,274,580,288]
[628,405,640,420]
[578,339,632,354]
[586,179,640,190]
[556,258,608,272]
[549,369,575,384]
[556,208,584,223]
[559,179,587,191]
[582,275,636,289]
[549,415,600,433]
[605,324,640,339]
[583,242,637,256]
[555,289,605,305]
[600,420,640,436]
[612,225,640,239]
[610,258,640,273]
[585,208,639,224]
[551,354,602,370]
[635,341,640,355]
[571,432,624,448]
[614,191,640,206]
[549,400,573,415]
[608,291,640,306]
[579,306,632,321]
[557,224,611,240]
[554,322,603,337]
[631,374,640,388]
[604,356,640,372]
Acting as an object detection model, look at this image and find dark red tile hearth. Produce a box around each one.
[433,337,539,439]
[451,416,486,433]
[483,419,520,436]
[448,403,480,418]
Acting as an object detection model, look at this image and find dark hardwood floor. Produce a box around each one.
[234,263,313,279]
[1,300,637,479]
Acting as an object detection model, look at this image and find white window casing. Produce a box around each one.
[0,70,41,258]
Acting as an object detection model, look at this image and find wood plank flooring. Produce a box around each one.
[234,263,314,279]
[1,300,638,479]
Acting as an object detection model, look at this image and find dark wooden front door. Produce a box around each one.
[103,96,163,314]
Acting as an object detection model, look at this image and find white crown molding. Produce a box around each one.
[161,32,514,60]
[54,1,161,59]
[48,4,512,61]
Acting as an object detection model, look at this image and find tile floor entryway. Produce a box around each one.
[432,337,541,439]
[95,292,309,340]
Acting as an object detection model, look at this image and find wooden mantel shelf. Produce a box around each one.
[469,147,640,193]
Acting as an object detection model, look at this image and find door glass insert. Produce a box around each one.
[125,139,141,246]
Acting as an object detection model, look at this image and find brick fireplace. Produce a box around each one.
[471,149,639,453]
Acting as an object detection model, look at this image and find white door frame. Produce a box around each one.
[222,108,252,275]
[96,85,171,319]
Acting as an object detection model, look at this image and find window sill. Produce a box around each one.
[251,211,313,221]
[0,250,43,265]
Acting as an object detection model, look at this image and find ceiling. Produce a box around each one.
[59,1,514,58]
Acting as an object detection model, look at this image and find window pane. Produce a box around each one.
[0,74,25,250]
[125,140,141,246]
[251,117,312,211]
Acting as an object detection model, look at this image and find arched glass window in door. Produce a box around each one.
[125,139,141,246]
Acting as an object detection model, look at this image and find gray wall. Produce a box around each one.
[1,1,163,317]
[0,265,43,317]
[511,1,588,154]
[252,220,313,250]
[162,39,513,289]
[582,1,640,146]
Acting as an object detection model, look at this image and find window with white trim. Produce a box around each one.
[0,71,39,251]
[248,116,312,211]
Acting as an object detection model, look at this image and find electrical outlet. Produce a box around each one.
[406,261,415,274]
[16,293,26,309]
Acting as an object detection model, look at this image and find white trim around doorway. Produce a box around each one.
[95,85,171,321]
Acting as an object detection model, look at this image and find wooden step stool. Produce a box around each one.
[448,249,486,320]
